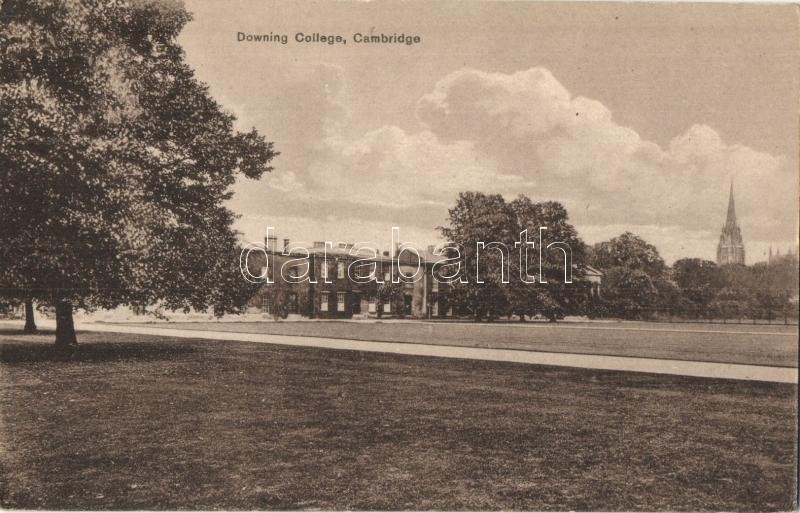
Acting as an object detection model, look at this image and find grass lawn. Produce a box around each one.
[0,329,797,510]
[115,319,799,367]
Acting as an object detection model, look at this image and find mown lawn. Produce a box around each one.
[116,319,799,367]
[0,329,796,510]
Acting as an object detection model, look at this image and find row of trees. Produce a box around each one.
[1,1,276,345]
[254,191,796,324]
[428,193,797,323]
[587,233,798,322]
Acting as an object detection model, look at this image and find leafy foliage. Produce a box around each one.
[375,281,404,318]
[590,233,798,321]
[592,232,666,279]
[438,192,587,321]
[0,0,276,344]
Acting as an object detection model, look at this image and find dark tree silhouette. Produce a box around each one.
[0,1,276,346]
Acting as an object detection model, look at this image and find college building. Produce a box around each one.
[247,235,452,319]
[247,234,602,320]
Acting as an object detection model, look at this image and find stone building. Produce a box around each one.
[716,181,745,266]
[248,236,451,319]
[247,233,603,320]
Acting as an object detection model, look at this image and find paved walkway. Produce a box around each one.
[32,321,796,384]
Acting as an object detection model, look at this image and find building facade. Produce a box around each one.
[247,234,602,320]
[248,236,452,319]
[716,181,745,266]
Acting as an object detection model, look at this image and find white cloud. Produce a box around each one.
[416,68,797,247]
[231,65,797,264]
[310,126,530,208]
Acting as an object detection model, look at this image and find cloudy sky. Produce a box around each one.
[180,0,799,264]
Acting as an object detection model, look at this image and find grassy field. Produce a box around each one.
[115,319,799,367]
[0,328,796,510]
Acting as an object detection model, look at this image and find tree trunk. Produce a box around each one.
[23,298,37,333]
[54,300,77,347]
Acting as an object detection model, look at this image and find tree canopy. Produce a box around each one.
[588,233,798,321]
[438,192,587,321]
[592,232,666,279]
[0,0,276,345]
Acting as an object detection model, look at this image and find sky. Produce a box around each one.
[179,0,799,264]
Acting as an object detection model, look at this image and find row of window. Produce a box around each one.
[320,292,346,312]
[320,261,386,281]
[261,294,298,314]
[264,261,443,288]
[261,291,450,316]
[319,293,392,313]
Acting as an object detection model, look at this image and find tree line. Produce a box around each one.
[589,237,798,322]
[429,193,798,323]
[253,191,797,324]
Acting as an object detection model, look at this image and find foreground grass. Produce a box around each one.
[0,329,796,510]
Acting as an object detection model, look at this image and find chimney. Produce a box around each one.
[382,251,389,257]
[427,245,436,254]
[313,241,325,248]
[283,238,290,251]
[265,235,278,252]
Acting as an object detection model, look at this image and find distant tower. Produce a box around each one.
[716,180,745,265]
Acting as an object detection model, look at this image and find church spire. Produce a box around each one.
[717,178,745,266]
[725,179,737,227]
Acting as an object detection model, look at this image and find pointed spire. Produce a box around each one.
[717,178,746,265]
[725,179,737,227]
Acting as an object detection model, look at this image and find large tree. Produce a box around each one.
[747,258,797,322]
[439,192,517,321]
[509,196,586,321]
[0,0,276,346]
[591,232,667,279]
[672,258,724,313]
[438,192,585,322]
[601,267,658,319]
[590,232,668,319]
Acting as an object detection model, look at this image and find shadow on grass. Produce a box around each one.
[0,330,198,364]
[0,328,46,337]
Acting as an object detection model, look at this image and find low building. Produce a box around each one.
[248,236,451,319]
[247,233,601,320]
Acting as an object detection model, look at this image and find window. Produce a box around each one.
[431,278,439,292]
[288,266,298,279]
[337,261,345,279]
[320,293,329,312]
[355,262,374,280]
[383,302,391,313]
[320,262,328,281]
[337,292,346,312]
[368,296,376,313]
[384,271,391,282]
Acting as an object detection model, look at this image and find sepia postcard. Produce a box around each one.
[0,0,798,511]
